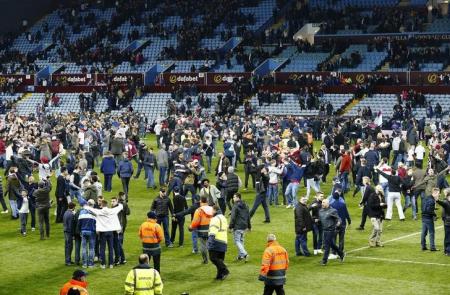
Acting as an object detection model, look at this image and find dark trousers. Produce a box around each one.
[333,227,346,253]
[295,233,310,256]
[99,231,114,266]
[359,206,368,229]
[113,232,126,263]
[64,232,74,264]
[444,225,450,254]
[121,177,130,195]
[56,197,68,223]
[74,235,81,264]
[322,164,329,182]
[245,171,256,189]
[421,217,435,250]
[322,231,342,264]
[157,215,172,246]
[282,180,288,205]
[263,284,285,295]
[312,222,323,249]
[30,206,36,228]
[135,161,147,178]
[0,192,7,211]
[170,216,185,246]
[226,190,237,211]
[209,250,229,279]
[37,207,50,239]
[104,174,113,192]
[250,193,270,221]
[218,198,227,215]
[143,251,160,273]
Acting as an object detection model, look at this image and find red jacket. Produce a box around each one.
[340,154,352,173]
[0,139,5,154]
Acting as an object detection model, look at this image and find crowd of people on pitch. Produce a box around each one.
[2,106,450,295]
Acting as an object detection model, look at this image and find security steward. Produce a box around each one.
[124,254,163,295]
[259,234,289,295]
[189,196,213,264]
[139,211,164,273]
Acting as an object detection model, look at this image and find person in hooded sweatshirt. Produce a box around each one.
[118,153,134,197]
[330,186,351,255]
[100,151,116,192]
[189,196,213,264]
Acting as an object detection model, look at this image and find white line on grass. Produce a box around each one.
[347,225,444,254]
[349,256,450,267]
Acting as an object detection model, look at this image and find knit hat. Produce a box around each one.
[147,211,157,219]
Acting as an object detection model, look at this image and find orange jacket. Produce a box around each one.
[259,241,289,285]
[139,219,163,244]
[189,203,213,238]
[60,279,89,295]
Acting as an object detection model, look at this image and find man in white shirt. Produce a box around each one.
[414,142,426,169]
[83,200,123,269]
[378,158,392,198]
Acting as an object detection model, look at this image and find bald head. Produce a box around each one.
[322,199,330,208]
[267,234,277,242]
[138,254,149,264]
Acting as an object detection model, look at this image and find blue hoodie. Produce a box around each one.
[330,194,351,227]
[100,156,116,175]
[118,159,134,178]
[285,161,305,182]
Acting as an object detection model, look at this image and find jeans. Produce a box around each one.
[9,200,18,218]
[206,155,212,173]
[263,285,285,295]
[249,193,270,222]
[157,216,172,246]
[421,217,436,250]
[159,166,167,186]
[209,250,229,279]
[267,184,279,205]
[295,232,310,256]
[99,231,114,266]
[19,212,28,233]
[121,177,130,195]
[340,171,349,192]
[0,153,5,168]
[74,236,81,265]
[385,192,405,220]
[334,226,346,253]
[145,167,155,188]
[312,222,323,250]
[104,174,113,192]
[322,231,342,264]
[113,232,126,263]
[285,182,299,206]
[233,229,247,258]
[64,232,74,263]
[306,178,319,198]
[191,229,198,252]
[404,194,417,219]
[183,184,196,199]
[81,231,96,266]
[171,216,185,246]
[392,152,404,168]
[37,207,50,239]
[135,161,147,179]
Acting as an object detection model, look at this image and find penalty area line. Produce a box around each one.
[348,255,450,267]
[347,225,444,254]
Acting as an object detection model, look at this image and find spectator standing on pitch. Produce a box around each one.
[435,189,450,255]
[229,192,251,262]
[294,196,313,257]
[368,185,387,247]
[151,188,174,248]
[421,188,439,252]
[319,199,345,266]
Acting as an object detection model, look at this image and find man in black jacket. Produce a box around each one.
[249,162,270,223]
[151,188,174,248]
[229,193,251,262]
[34,179,52,240]
[434,189,450,255]
[226,167,240,211]
[113,195,130,265]
[421,188,439,251]
[319,199,345,265]
[309,192,324,255]
[357,176,373,230]
[55,167,69,223]
[295,197,313,256]
[171,187,188,247]
[367,184,386,247]
[63,202,76,266]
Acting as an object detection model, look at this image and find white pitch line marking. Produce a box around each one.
[347,225,444,254]
[348,256,450,267]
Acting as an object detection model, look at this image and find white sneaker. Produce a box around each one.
[100,264,106,269]
[109,265,114,269]
[31,227,35,232]
[286,205,291,209]
[313,250,318,255]
[317,249,323,254]
[328,254,338,260]
[1,210,8,214]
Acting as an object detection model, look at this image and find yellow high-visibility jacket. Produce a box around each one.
[124,266,163,295]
